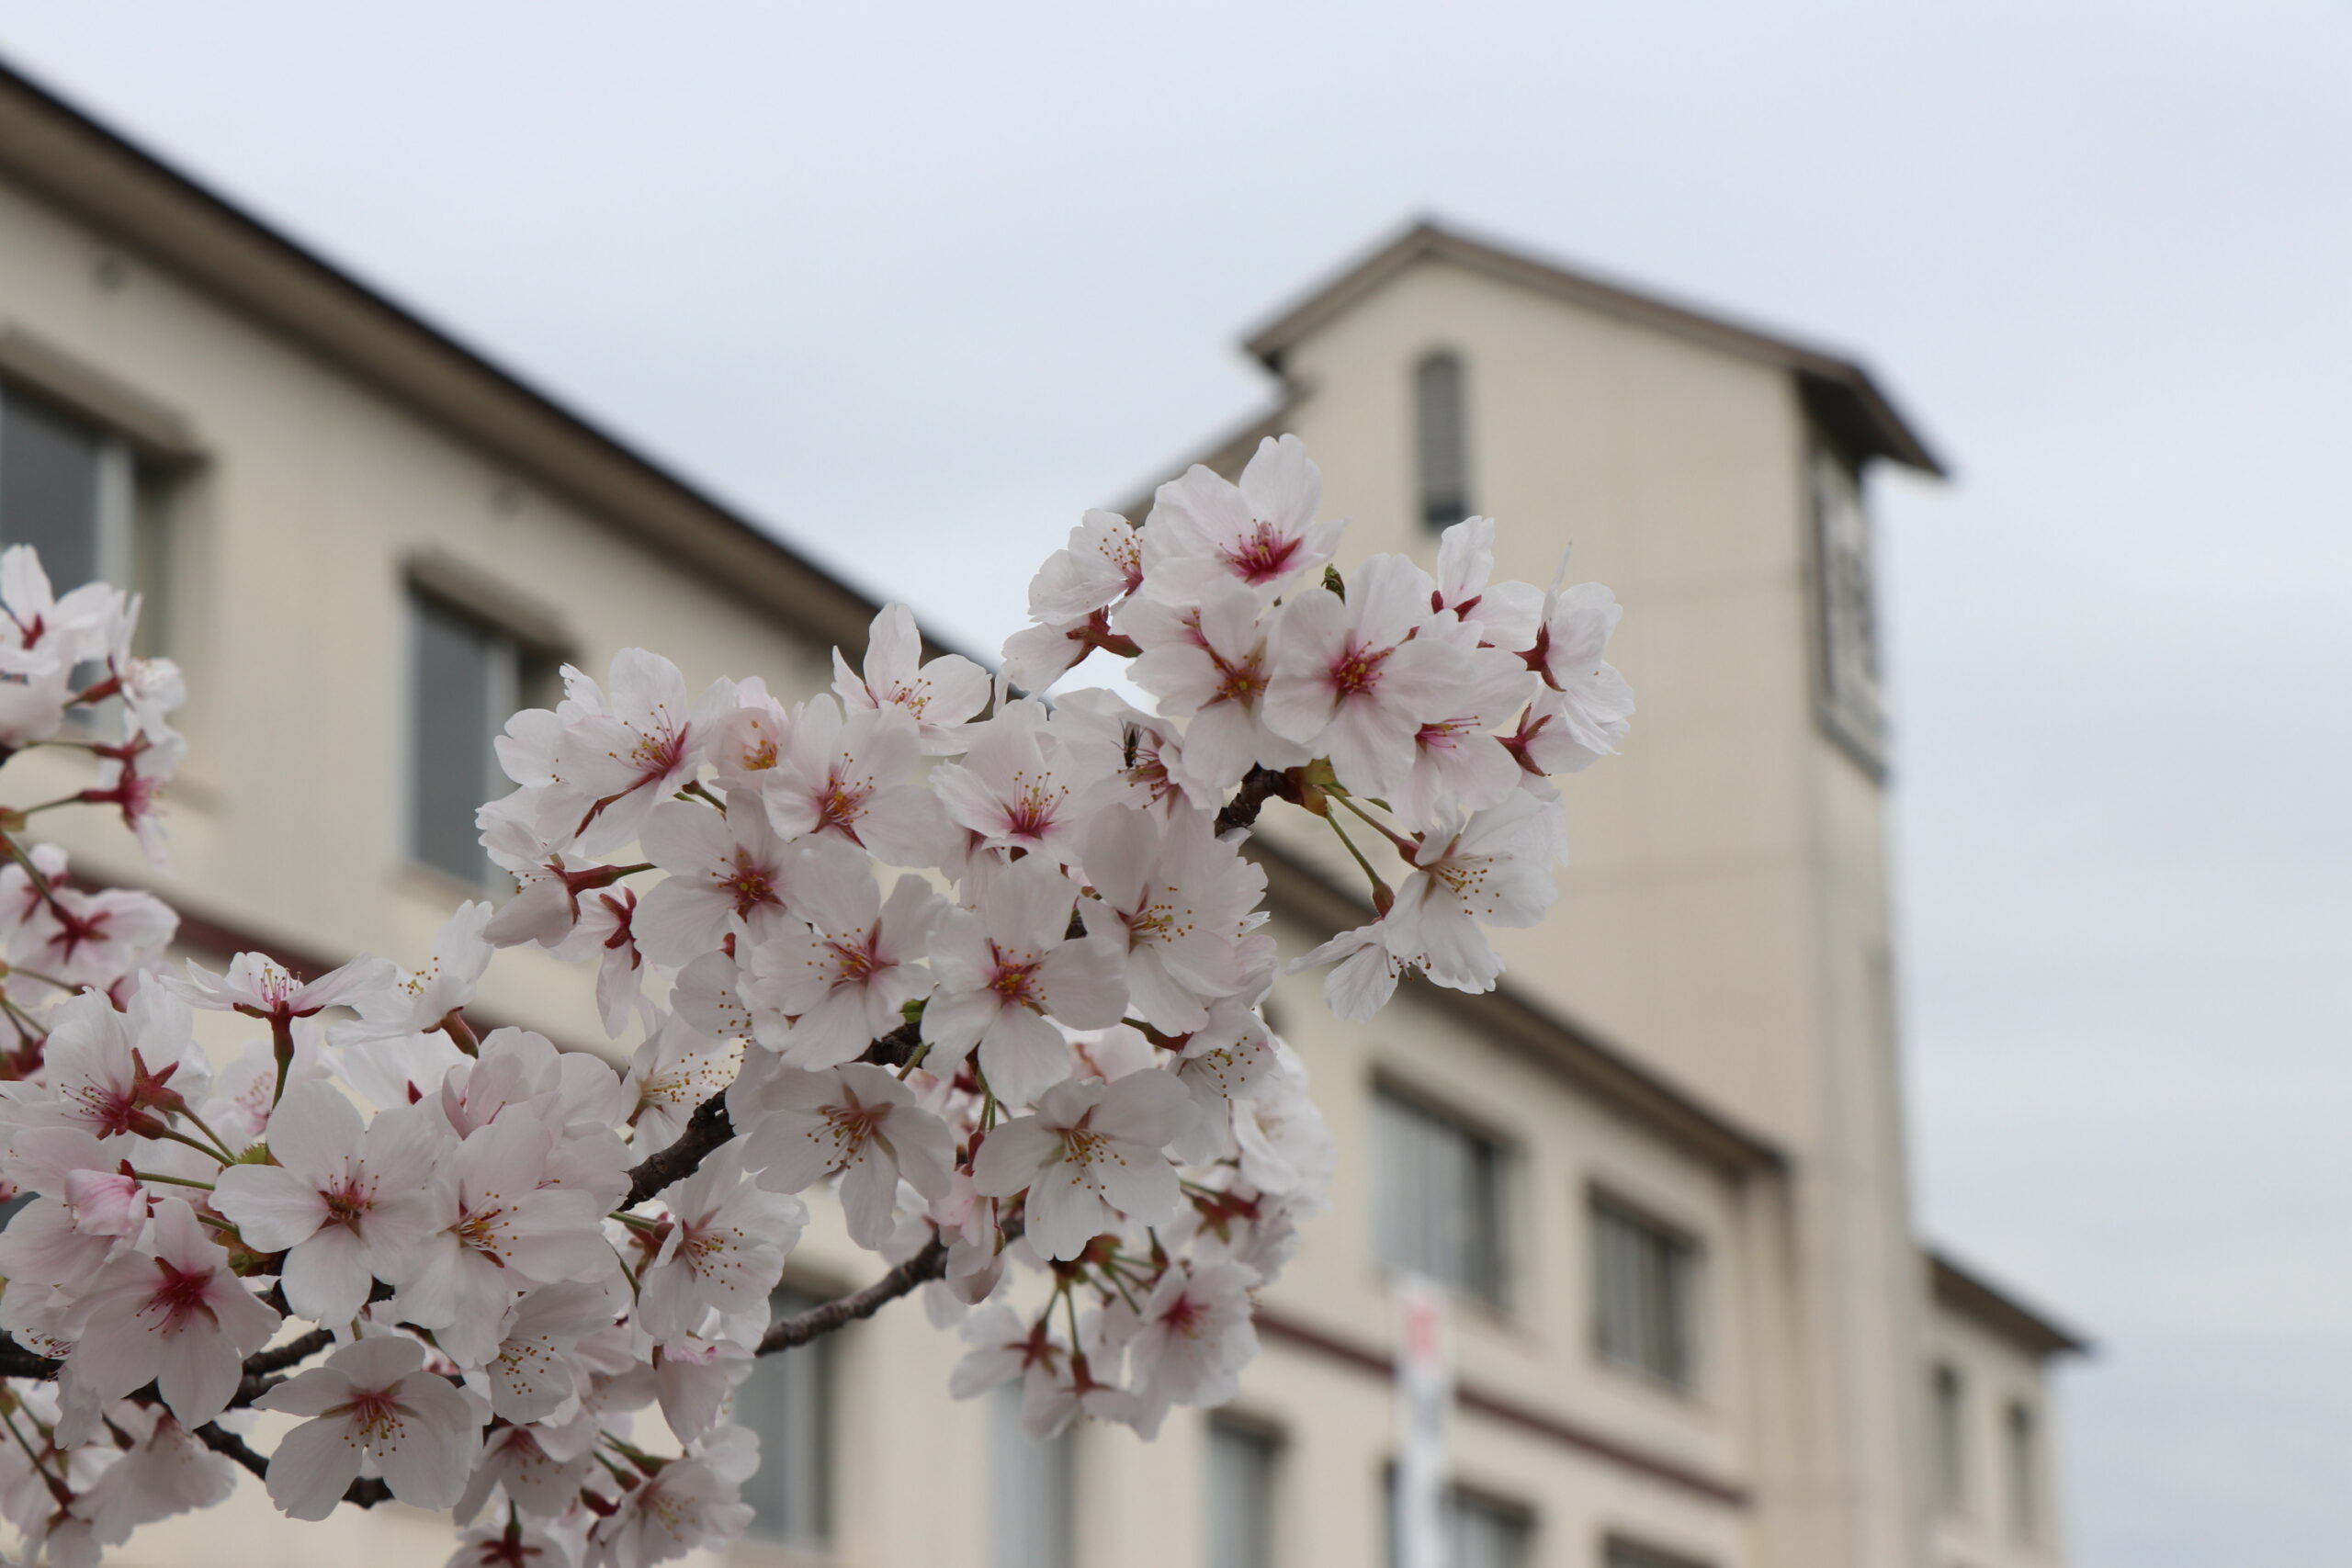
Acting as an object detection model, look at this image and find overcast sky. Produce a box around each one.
[4,5,2346,1561]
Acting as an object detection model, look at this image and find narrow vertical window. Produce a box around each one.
[1203,1419,1276,1568]
[990,1382,1073,1568]
[2006,1400,2038,1540]
[1373,1088,1507,1305]
[1387,1482,1531,1568]
[1414,351,1471,531]
[1590,1193,1698,1390]
[737,1286,831,1547]
[407,589,554,885]
[1930,1363,1966,1515]
[0,385,163,656]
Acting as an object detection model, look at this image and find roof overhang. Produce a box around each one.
[1928,1247,2092,1359]
[1244,218,1948,479]
[0,57,910,661]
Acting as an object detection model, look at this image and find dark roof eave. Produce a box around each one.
[1928,1248,2093,1359]
[1246,218,1948,479]
[0,57,944,663]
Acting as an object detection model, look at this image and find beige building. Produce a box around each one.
[0,58,2081,1568]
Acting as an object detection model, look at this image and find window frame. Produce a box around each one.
[1369,1078,1513,1309]
[1412,347,1474,533]
[2004,1397,2040,1542]
[1929,1361,1968,1517]
[736,1282,836,1550]
[399,575,565,889]
[1202,1415,1282,1568]
[1588,1186,1703,1394]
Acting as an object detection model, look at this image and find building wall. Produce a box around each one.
[1236,254,1930,1567]
[1923,1303,2068,1568]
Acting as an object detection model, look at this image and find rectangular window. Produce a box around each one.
[1809,445,1885,769]
[1591,1192,1698,1390]
[2006,1401,2038,1540]
[990,1382,1073,1568]
[1373,1088,1507,1305]
[406,587,554,885]
[1203,1419,1276,1568]
[0,384,164,653]
[1386,1483,1531,1568]
[1413,351,1472,531]
[1606,1538,1710,1568]
[736,1286,831,1547]
[1930,1363,1966,1516]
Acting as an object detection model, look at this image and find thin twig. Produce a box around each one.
[757,1233,949,1355]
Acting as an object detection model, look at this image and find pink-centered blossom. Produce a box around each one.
[1078,806,1267,1034]
[1264,554,1470,799]
[254,1336,482,1520]
[969,1071,1195,1259]
[738,846,942,1066]
[636,1141,807,1346]
[921,857,1128,1106]
[210,1084,446,1324]
[69,1199,281,1427]
[1120,581,1309,799]
[1136,434,1345,605]
[762,698,949,867]
[832,603,990,755]
[929,700,1115,862]
[632,800,801,964]
[1383,791,1562,993]
[736,1063,955,1247]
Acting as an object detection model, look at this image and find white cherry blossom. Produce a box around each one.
[1264,554,1471,798]
[921,857,1128,1106]
[210,1084,445,1323]
[736,1063,955,1247]
[832,603,990,754]
[1136,434,1344,605]
[737,842,941,1066]
[969,1072,1196,1260]
[255,1336,482,1519]
[69,1199,281,1427]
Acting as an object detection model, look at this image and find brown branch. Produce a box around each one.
[620,1091,735,1209]
[1215,763,1298,836]
[0,1340,61,1380]
[757,1232,948,1355]
[196,1417,392,1509]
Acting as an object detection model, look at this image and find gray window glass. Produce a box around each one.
[0,389,103,592]
[408,591,513,884]
[1414,351,1471,530]
[1591,1193,1698,1389]
[1374,1088,1507,1304]
[1930,1362,1966,1515]
[2006,1400,2038,1540]
[989,1382,1073,1568]
[737,1286,831,1547]
[1203,1419,1276,1568]
[1386,1482,1531,1568]
[1606,1539,1710,1568]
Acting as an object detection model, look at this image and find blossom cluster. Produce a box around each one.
[0,434,1630,1567]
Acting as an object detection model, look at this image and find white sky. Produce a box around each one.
[4,5,2346,1560]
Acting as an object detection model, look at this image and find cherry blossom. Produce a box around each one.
[761,698,949,867]
[0,434,1626,1553]
[1265,553,1472,798]
[209,1083,445,1323]
[969,1072,1196,1259]
[735,1063,955,1247]
[635,1141,807,1345]
[1137,434,1344,604]
[1079,805,1268,1033]
[920,856,1128,1105]
[832,603,990,754]
[736,840,941,1066]
[632,799,801,964]
[254,1336,482,1519]
[69,1199,281,1427]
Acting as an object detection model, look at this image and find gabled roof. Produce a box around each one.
[1928,1247,2092,1359]
[1243,218,1947,477]
[0,57,904,660]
